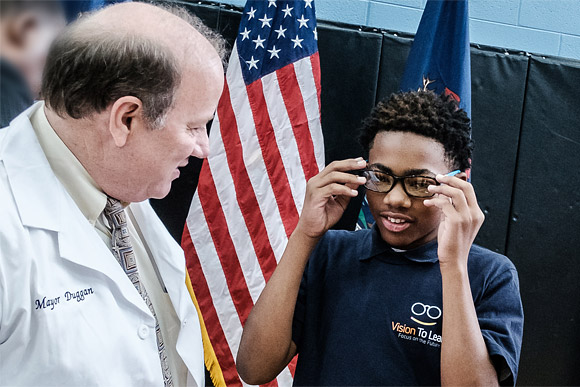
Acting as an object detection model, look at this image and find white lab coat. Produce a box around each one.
[0,105,205,386]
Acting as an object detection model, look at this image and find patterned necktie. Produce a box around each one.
[104,196,173,387]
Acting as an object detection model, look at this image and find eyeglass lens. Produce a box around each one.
[362,170,437,198]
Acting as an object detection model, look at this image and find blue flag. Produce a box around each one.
[400,0,471,117]
[357,0,471,230]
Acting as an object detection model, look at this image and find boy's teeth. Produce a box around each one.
[388,217,406,224]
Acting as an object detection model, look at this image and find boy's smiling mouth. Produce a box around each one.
[380,212,413,233]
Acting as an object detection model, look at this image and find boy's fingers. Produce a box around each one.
[427,184,468,213]
[435,174,478,207]
[317,158,366,179]
[424,196,455,212]
[319,183,359,200]
[315,171,367,189]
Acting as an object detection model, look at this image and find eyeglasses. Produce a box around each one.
[359,169,439,198]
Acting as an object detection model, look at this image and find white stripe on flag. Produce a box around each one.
[227,48,289,261]
[276,366,294,386]
[186,195,242,355]
[186,197,255,387]
[294,57,325,173]
[208,115,265,303]
[261,69,307,218]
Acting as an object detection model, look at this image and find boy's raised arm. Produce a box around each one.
[236,158,367,385]
[425,174,498,386]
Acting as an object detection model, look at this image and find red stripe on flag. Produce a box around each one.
[288,355,297,377]
[276,62,319,181]
[311,52,322,113]
[181,224,241,385]
[196,162,254,324]
[245,79,300,238]
[218,81,279,281]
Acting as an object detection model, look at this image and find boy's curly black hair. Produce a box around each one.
[359,90,473,171]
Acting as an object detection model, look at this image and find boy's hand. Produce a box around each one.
[424,174,485,269]
[294,158,367,239]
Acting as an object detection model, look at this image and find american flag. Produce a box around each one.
[181,0,323,384]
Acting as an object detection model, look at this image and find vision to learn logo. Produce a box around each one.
[391,301,442,348]
[410,302,441,326]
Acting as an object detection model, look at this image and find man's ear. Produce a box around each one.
[6,12,38,48]
[108,96,144,148]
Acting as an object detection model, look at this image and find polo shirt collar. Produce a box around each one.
[361,224,439,264]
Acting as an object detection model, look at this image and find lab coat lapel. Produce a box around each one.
[0,105,152,318]
[130,201,205,386]
[0,105,62,233]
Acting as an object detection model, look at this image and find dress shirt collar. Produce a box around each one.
[31,102,107,226]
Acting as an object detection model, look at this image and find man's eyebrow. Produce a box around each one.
[368,163,434,176]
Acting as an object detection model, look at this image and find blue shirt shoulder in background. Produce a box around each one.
[0,59,33,129]
[291,225,523,386]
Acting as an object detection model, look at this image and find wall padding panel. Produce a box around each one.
[506,56,580,386]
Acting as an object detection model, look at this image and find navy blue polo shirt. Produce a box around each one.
[291,225,523,386]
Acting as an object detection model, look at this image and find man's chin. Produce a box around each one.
[130,181,172,202]
[149,185,172,200]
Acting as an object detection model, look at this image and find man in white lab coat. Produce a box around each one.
[0,2,225,386]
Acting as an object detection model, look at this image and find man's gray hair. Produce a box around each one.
[159,3,229,68]
[41,4,228,129]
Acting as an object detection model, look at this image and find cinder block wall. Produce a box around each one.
[214,0,580,60]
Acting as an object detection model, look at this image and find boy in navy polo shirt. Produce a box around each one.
[237,91,524,386]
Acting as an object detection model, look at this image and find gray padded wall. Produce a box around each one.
[506,56,580,385]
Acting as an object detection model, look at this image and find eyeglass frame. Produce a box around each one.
[355,168,442,198]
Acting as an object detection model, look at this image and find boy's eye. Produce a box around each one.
[409,178,429,188]
[371,171,391,183]
[406,177,436,192]
[377,174,389,182]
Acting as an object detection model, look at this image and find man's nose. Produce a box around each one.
[191,131,210,159]
[383,181,412,208]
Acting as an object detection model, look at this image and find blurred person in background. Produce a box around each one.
[0,0,65,127]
